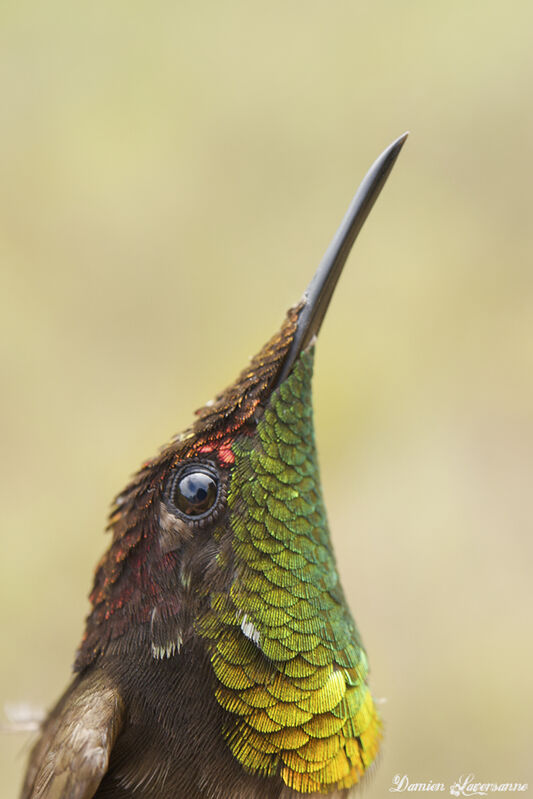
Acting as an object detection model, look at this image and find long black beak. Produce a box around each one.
[276,132,408,386]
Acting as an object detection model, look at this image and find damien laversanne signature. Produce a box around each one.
[389,774,528,796]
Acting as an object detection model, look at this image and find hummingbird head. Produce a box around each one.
[74,134,407,794]
[75,301,304,668]
[75,133,406,670]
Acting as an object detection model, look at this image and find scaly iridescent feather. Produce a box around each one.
[201,351,381,793]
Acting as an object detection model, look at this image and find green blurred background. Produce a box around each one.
[1,1,532,795]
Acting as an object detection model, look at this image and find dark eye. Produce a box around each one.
[170,466,219,518]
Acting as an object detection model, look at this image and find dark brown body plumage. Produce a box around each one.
[23,632,349,799]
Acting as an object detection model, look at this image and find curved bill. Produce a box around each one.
[276,132,408,386]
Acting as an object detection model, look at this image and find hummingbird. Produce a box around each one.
[21,133,407,799]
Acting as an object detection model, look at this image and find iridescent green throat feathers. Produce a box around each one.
[21,134,407,799]
[201,350,380,793]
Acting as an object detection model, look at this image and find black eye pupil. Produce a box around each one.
[173,470,218,517]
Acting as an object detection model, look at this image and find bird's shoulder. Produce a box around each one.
[20,668,124,799]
